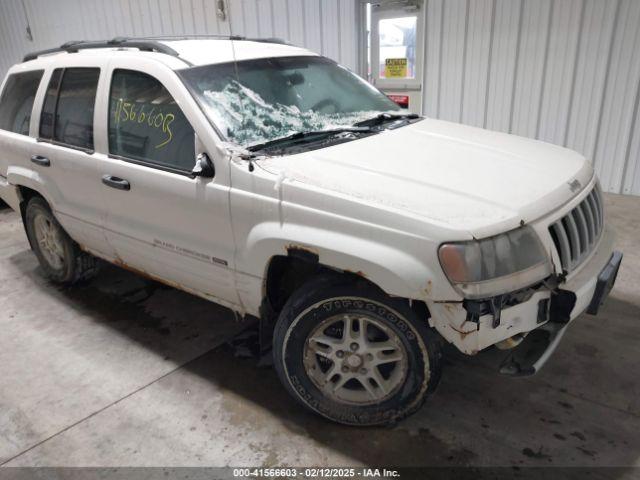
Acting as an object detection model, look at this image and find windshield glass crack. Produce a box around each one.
[179,56,413,151]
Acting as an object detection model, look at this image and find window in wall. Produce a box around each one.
[0,70,44,135]
[378,16,417,79]
[109,69,195,172]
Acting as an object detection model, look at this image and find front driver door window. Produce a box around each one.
[108,69,195,173]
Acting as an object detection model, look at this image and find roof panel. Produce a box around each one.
[160,39,317,66]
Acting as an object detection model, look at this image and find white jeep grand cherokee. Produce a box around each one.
[0,37,622,426]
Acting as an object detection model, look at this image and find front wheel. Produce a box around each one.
[273,276,442,426]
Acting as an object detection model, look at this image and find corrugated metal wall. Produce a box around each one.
[423,0,640,195]
[0,0,361,76]
[0,0,639,195]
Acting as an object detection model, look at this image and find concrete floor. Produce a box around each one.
[0,194,639,469]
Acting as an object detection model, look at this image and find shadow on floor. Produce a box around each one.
[6,249,640,474]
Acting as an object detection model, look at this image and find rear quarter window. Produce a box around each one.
[0,70,44,135]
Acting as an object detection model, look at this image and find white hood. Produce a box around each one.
[257,118,594,238]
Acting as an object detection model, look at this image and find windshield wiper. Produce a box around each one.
[353,112,420,128]
[246,127,373,153]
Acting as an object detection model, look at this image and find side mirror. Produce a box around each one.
[192,152,215,178]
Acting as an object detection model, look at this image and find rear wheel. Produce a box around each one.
[25,197,98,283]
[273,276,442,426]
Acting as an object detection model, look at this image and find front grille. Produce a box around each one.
[549,185,604,273]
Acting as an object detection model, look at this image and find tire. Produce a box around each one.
[273,275,442,426]
[24,197,98,284]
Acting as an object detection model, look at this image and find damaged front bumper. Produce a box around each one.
[428,226,621,375]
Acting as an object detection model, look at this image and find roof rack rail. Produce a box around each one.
[22,37,181,62]
[132,34,289,44]
[247,37,289,45]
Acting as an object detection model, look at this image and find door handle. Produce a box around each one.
[102,175,130,191]
[30,155,50,167]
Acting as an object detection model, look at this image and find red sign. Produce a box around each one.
[388,94,409,109]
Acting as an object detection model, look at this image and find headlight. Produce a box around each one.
[438,226,552,299]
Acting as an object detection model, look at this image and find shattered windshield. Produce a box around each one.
[178,56,402,148]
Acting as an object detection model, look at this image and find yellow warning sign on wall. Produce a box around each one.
[385,58,408,78]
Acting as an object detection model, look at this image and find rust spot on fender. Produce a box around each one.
[285,244,320,263]
[285,243,318,255]
[345,269,367,278]
[424,279,433,296]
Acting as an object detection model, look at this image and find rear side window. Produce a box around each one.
[108,69,195,172]
[0,70,44,135]
[40,68,99,150]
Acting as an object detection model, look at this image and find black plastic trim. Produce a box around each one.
[107,153,196,179]
[23,38,180,62]
[37,138,95,155]
[587,251,623,315]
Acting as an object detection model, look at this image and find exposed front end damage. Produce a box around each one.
[427,225,621,376]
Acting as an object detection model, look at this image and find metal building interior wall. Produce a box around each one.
[0,0,361,74]
[422,0,640,196]
[0,0,638,195]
